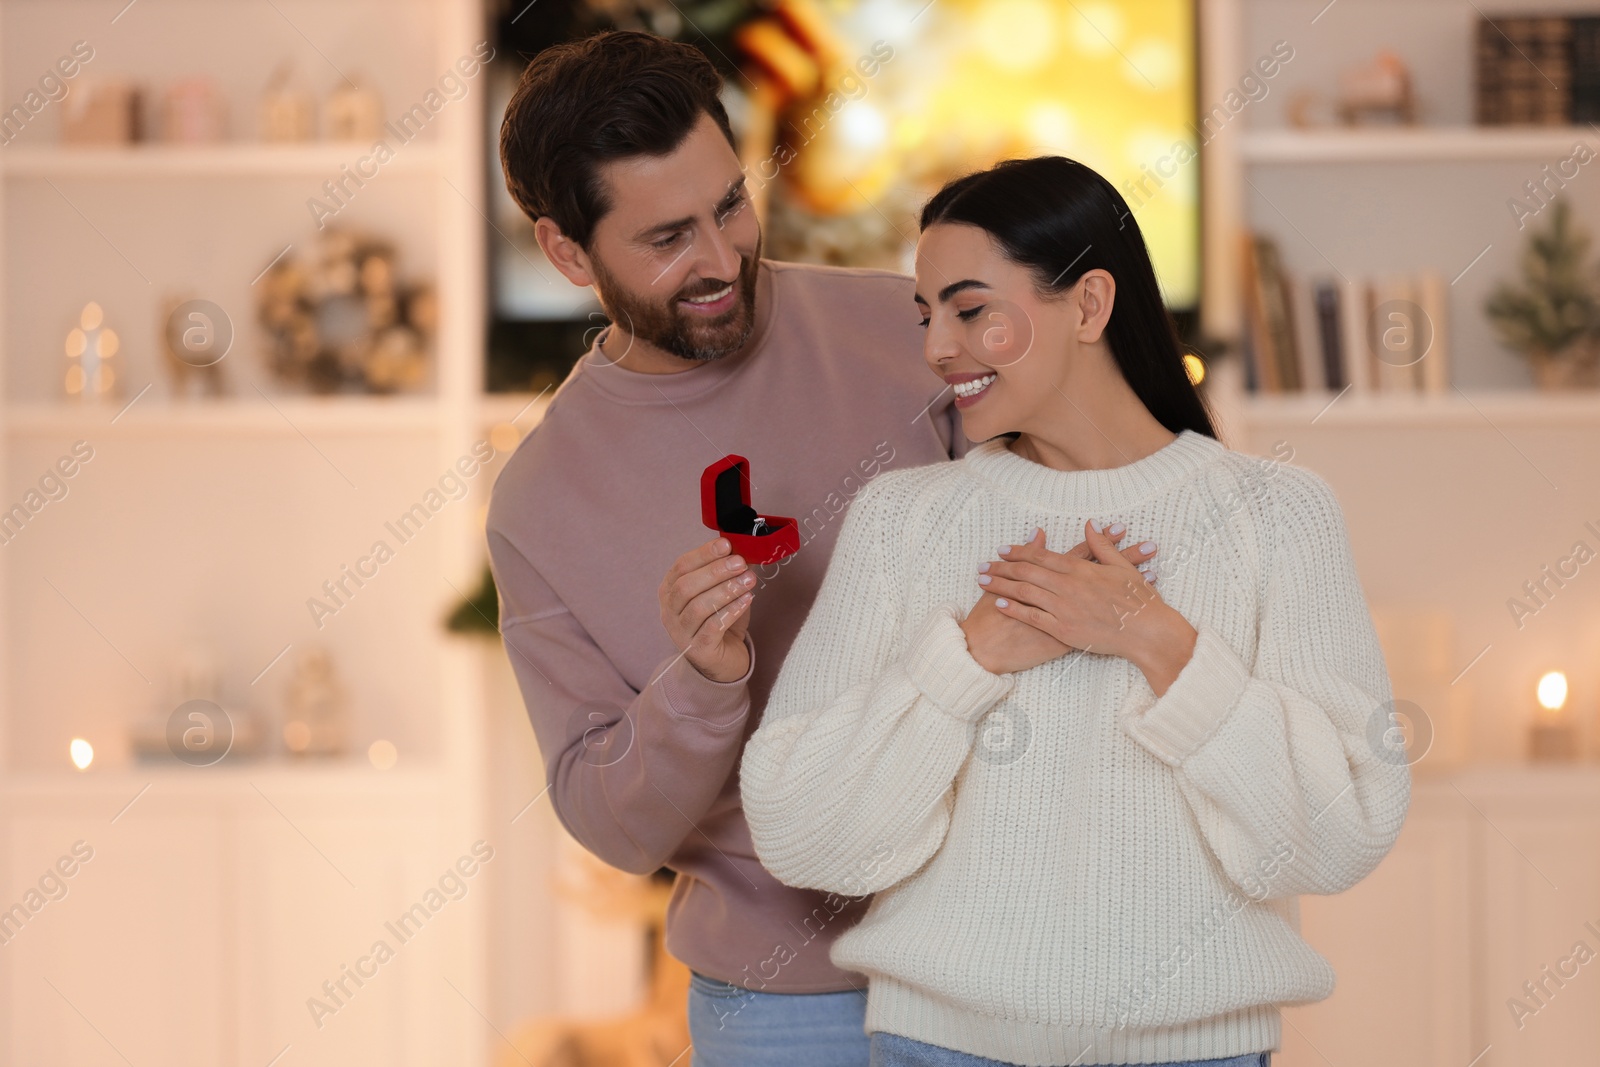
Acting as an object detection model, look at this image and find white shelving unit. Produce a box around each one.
[0,142,447,177]
[0,1,494,1064]
[1239,125,1600,163]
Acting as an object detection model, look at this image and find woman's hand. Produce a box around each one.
[972,520,1198,694]
[959,523,1157,675]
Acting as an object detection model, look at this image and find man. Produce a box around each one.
[486,29,965,1066]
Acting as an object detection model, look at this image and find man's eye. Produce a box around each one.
[956,305,986,322]
[653,233,682,250]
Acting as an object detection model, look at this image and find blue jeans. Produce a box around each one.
[688,970,870,1067]
[869,1032,1271,1067]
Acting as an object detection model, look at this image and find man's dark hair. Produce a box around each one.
[500,30,737,249]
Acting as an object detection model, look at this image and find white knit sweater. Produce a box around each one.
[739,429,1411,1066]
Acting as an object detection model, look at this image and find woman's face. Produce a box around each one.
[914,222,1097,443]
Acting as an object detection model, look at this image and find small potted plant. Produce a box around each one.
[1485,197,1600,389]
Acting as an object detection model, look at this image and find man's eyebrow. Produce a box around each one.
[913,279,990,304]
[632,179,749,242]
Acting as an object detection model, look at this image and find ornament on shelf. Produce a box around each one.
[255,228,434,394]
[61,80,142,144]
[259,64,315,142]
[323,77,383,141]
[1336,50,1416,126]
[64,301,120,400]
[160,76,227,143]
[161,296,232,399]
[1485,197,1600,389]
[281,645,349,759]
[129,645,264,764]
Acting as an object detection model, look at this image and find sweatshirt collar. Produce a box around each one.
[963,429,1223,515]
[578,259,778,405]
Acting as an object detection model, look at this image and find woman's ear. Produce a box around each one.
[1075,269,1116,344]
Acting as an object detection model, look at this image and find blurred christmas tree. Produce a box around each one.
[444,563,500,636]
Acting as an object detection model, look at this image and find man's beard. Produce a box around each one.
[591,235,762,363]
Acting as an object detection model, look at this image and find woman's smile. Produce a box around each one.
[948,371,998,407]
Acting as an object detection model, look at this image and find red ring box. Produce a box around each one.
[701,454,800,565]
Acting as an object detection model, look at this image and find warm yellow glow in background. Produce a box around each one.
[886,0,1197,306]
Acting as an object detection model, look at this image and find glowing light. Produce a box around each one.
[368,739,398,770]
[66,328,87,358]
[81,302,104,331]
[1182,353,1206,385]
[1024,104,1076,151]
[283,720,311,753]
[96,329,119,358]
[1125,38,1180,90]
[489,422,521,453]
[836,100,889,150]
[1069,2,1125,55]
[976,0,1058,72]
[1537,671,1568,711]
[70,738,94,770]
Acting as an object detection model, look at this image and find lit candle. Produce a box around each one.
[1530,670,1577,761]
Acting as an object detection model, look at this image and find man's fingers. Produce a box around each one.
[662,540,747,615]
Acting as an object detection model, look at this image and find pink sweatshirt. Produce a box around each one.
[486,259,969,994]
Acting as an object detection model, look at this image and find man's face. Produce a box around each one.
[585,112,762,362]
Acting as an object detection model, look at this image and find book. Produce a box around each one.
[1339,275,1371,394]
[1289,270,1327,391]
[1240,235,1279,393]
[1314,281,1345,391]
[1254,237,1301,391]
[1415,268,1451,394]
[1573,16,1600,122]
[1477,15,1575,124]
[1369,275,1423,392]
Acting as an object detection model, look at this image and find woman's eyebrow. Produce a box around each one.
[913,279,990,305]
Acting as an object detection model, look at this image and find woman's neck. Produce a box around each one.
[1006,388,1178,475]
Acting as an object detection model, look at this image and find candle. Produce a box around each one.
[1530,670,1578,761]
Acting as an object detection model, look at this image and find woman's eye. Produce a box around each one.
[917,317,930,329]
[956,305,986,322]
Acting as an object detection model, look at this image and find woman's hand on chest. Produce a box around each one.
[966,520,1199,694]
[958,522,1163,676]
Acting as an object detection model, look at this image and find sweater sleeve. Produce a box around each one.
[1118,466,1411,899]
[487,524,755,876]
[740,479,1015,897]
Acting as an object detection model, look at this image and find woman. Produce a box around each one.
[738,156,1410,1067]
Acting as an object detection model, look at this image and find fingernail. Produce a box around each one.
[996,598,1009,608]
[1139,541,1157,554]
[1108,522,1125,536]
[978,574,991,585]
[977,561,990,572]
[998,545,1011,555]
[718,539,730,552]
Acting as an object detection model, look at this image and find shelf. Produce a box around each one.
[4,395,444,435]
[0,141,446,178]
[0,764,449,806]
[1233,388,1600,426]
[1240,126,1600,163]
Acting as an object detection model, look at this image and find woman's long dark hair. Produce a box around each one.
[919,156,1218,440]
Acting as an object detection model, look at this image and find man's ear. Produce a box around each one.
[534,217,596,288]
[1075,269,1115,344]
